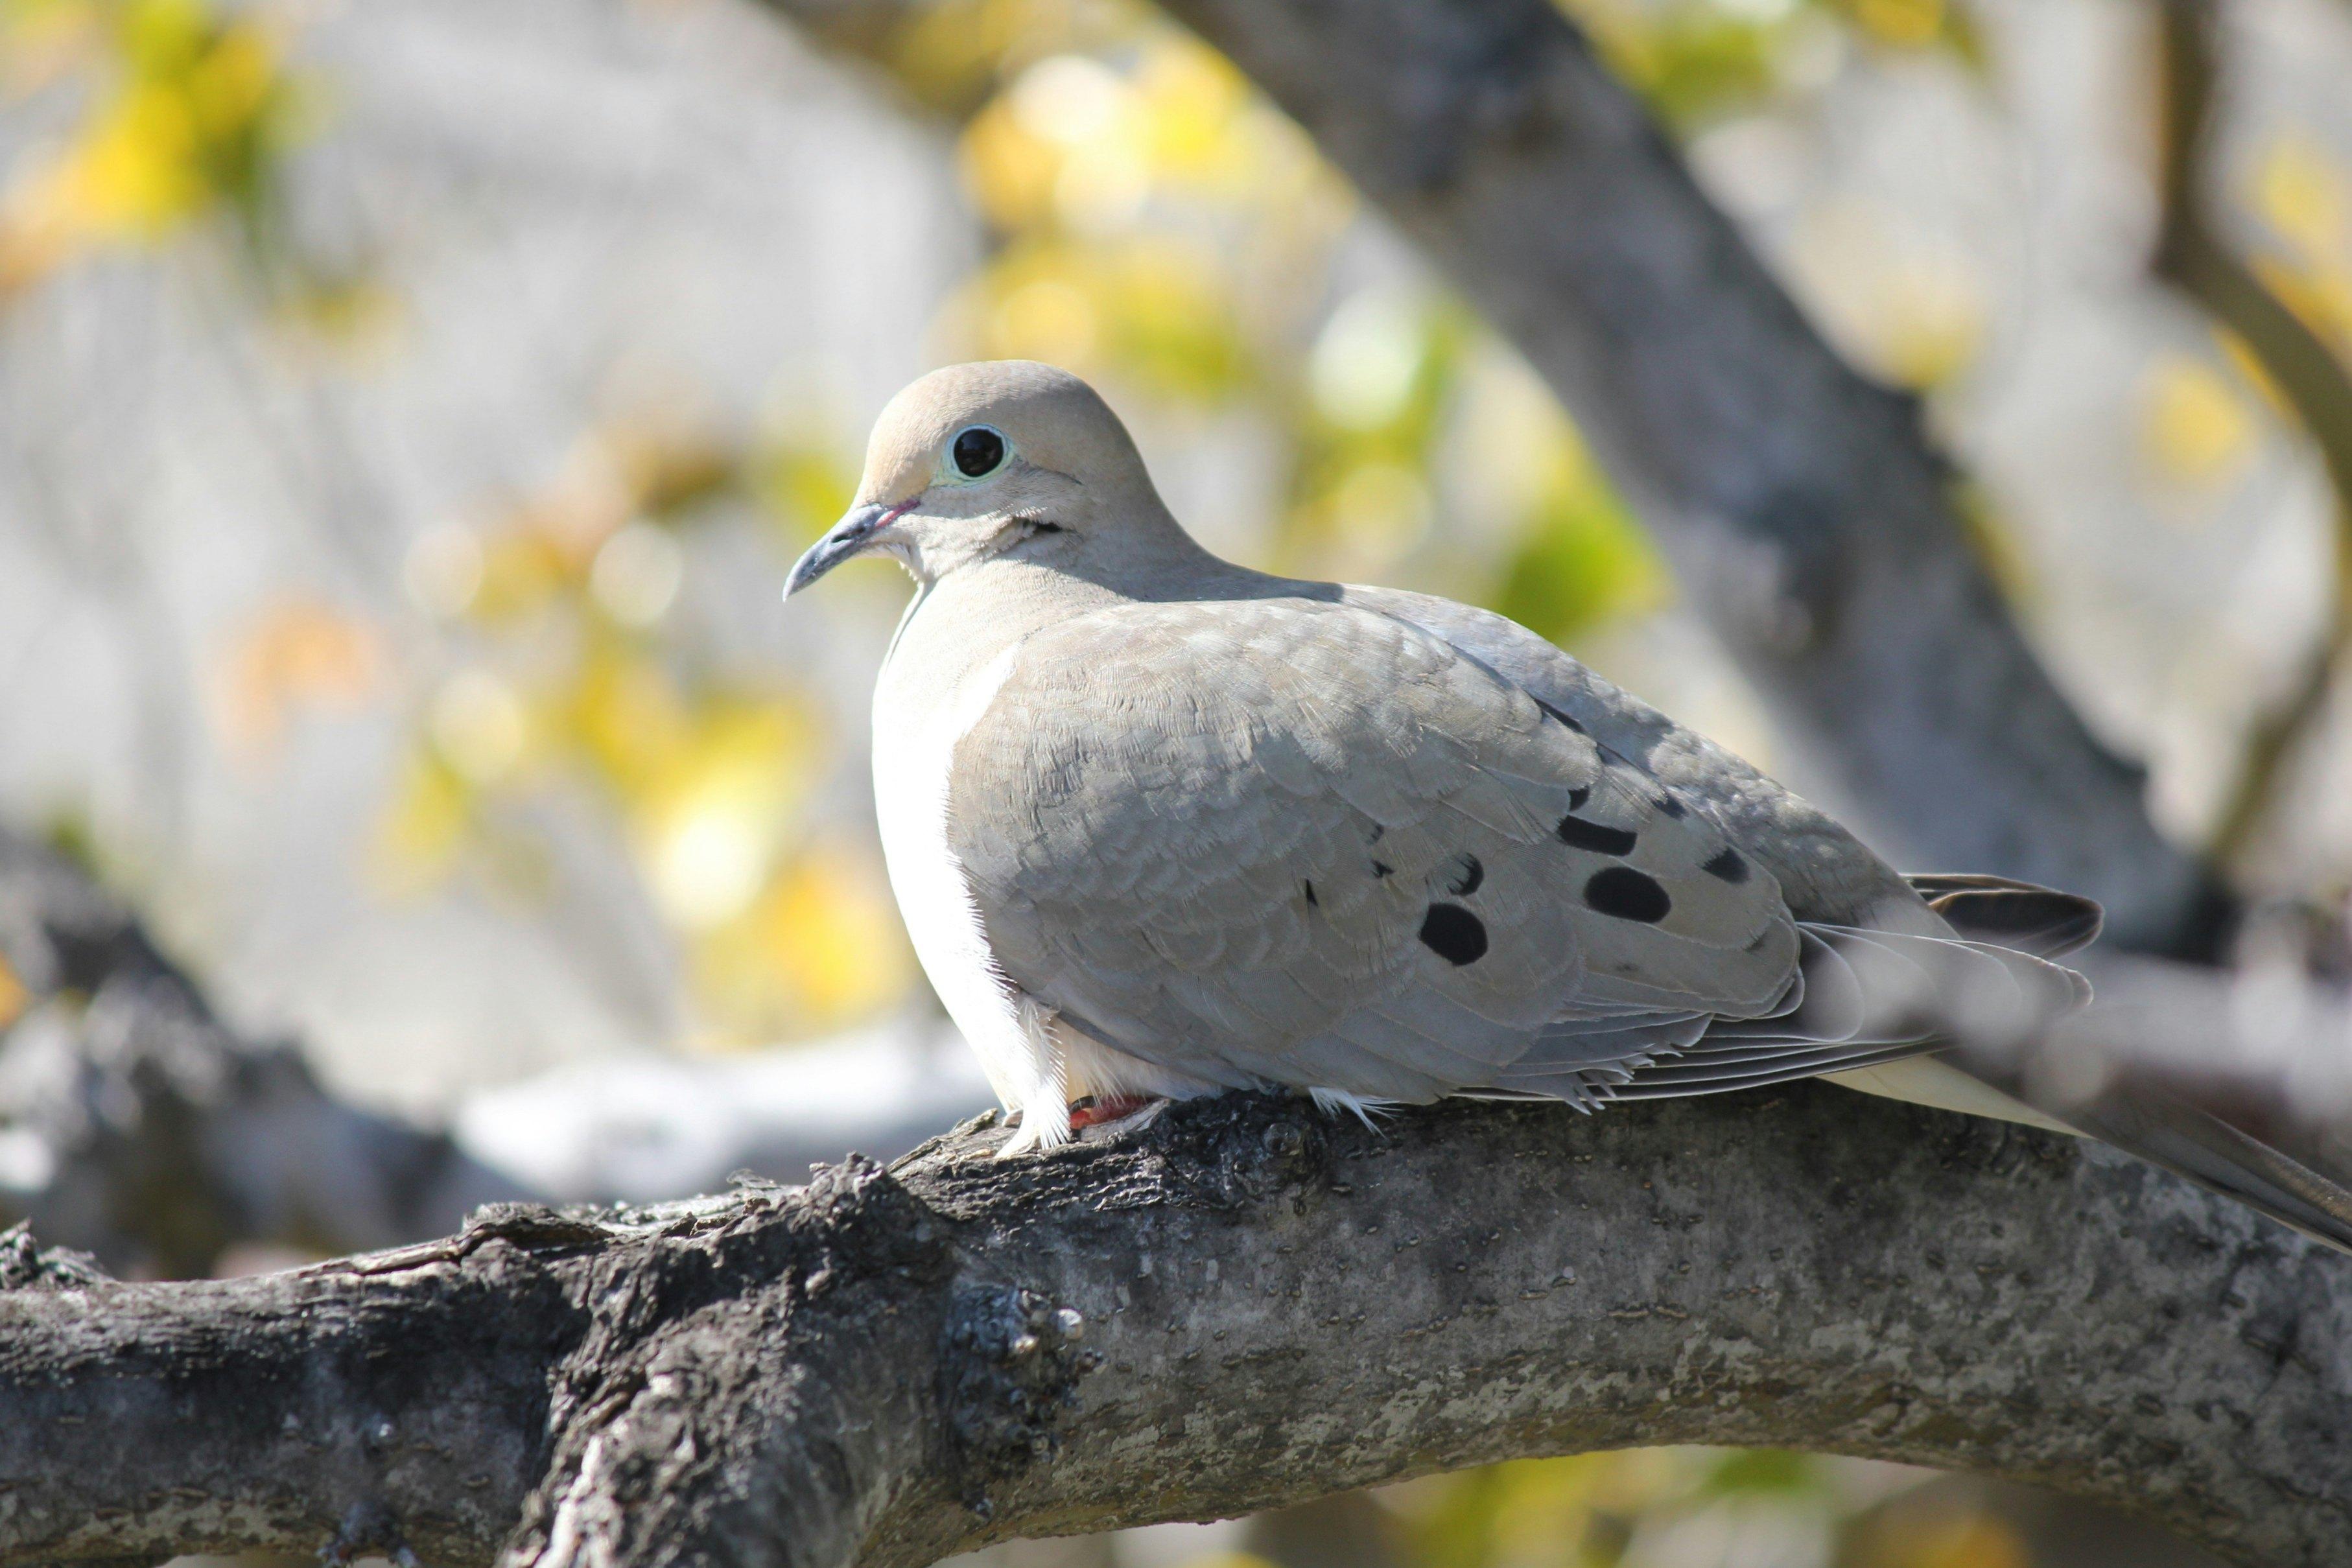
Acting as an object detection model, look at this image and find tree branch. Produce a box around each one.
[2152,0,2352,872]
[0,825,994,1272]
[760,0,2229,956]
[0,828,527,1276]
[5,1087,2348,1568]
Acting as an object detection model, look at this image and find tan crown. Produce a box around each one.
[854,359,1154,509]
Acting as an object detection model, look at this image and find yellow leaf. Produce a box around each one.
[756,442,859,544]
[1134,35,1247,186]
[635,698,819,928]
[186,19,277,139]
[119,0,208,69]
[558,647,676,792]
[2144,353,2256,490]
[693,842,913,1040]
[764,846,911,1024]
[959,96,1062,232]
[2254,135,2350,263]
[0,947,27,1029]
[1323,459,1431,566]
[369,750,474,893]
[215,597,383,757]
[958,235,1245,397]
[880,0,1033,117]
[0,1,307,288]
[469,530,575,623]
[1876,257,1982,388]
[1864,1514,2031,1568]
[1851,0,1946,49]
[56,83,204,236]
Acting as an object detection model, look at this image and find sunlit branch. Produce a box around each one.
[3,1084,2349,1568]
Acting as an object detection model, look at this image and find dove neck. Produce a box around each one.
[880,523,1263,697]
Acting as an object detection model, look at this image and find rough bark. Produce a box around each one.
[4,1086,2347,1568]
[764,0,2228,956]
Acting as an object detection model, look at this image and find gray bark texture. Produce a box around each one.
[771,0,2228,957]
[4,1087,2349,1568]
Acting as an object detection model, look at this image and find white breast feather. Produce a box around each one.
[873,643,1072,1153]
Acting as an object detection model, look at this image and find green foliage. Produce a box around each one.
[1494,482,1664,647]
[1573,0,1988,132]
[1702,1445,1819,1496]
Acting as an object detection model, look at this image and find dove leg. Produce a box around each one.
[1070,1094,1159,1128]
[1053,1014,1230,1103]
[1070,1097,1173,1143]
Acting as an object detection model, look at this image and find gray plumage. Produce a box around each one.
[947,590,2079,1111]
[788,360,2352,1256]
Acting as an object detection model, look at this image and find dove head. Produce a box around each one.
[785,360,1192,597]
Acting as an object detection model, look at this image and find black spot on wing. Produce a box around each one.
[1418,903,1489,965]
[1566,785,1592,810]
[1448,853,1484,896]
[1557,815,1638,856]
[1302,879,1319,907]
[1653,793,1686,819]
[1701,847,1750,883]
[1585,866,1671,923]
[1536,699,1586,734]
[1370,860,1394,880]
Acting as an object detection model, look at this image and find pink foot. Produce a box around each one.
[1068,1094,1155,1130]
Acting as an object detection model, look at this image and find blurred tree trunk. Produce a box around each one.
[0,828,524,1276]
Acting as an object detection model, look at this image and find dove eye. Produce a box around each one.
[950,425,1009,479]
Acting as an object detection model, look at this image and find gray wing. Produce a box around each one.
[1341,583,1934,930]
[949,595,1827,1105]
[1338,585,2093,1096]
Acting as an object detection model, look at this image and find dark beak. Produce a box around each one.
[784,501,904,598]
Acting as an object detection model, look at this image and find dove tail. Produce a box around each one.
[1514,923,2093,1105]
[1500,863,2352,1256]
[1903,872,2352,1256]
[2065,1088,2352,1255]
[1902,872,2104,957]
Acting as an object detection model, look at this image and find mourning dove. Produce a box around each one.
[788,360,2352,1251]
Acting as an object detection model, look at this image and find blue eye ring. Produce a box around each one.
[950,424,1009,480]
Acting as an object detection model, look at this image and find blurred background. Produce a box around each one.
[4,0,2351,1562]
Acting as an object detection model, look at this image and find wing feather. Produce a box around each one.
[950,596,1802,1101]
[947,592,2090,1112]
